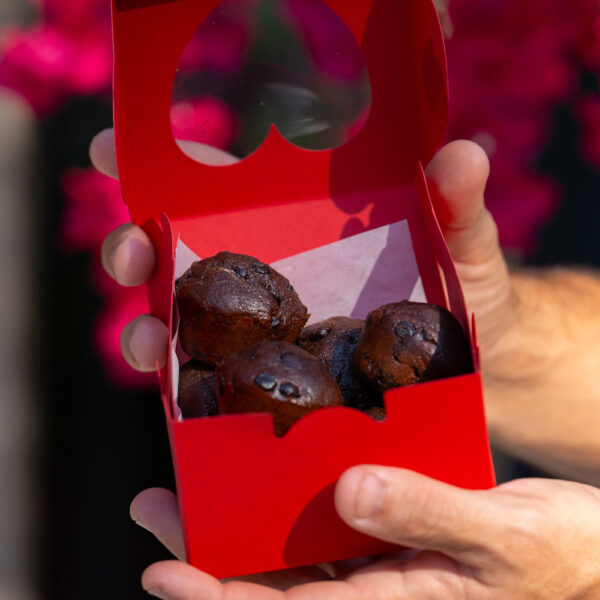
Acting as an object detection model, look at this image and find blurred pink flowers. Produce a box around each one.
[171,96,238,149]
[0,0,112,115]
[446,0,598,253]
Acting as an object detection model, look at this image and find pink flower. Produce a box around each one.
[0,24,112,115]
[445,0,599,254]
[0,26,73,114]
[171,96,238,150]
[43,0,111,34]
[486,171,559,255]
[60,168,129,252]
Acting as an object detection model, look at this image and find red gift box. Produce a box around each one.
[111,0,495,578]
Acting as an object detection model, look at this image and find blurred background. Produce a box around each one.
[0,0,599,598]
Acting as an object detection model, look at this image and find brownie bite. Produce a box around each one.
[297,317,382,411]
[177,360,219,419]
[354,300,473,391]
[176,252,309,365]
[216,341,343,436]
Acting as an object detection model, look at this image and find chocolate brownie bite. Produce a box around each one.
[177,360,219,419]
[297,317,382,411]
[176,252,309,365]
[354,300,473,391]
[216,341,343,436]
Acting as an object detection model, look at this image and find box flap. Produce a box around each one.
[112,0,448,225]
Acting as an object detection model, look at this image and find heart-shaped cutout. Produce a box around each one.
[171,0,372,164]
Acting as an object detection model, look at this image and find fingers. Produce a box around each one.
[142,561,283,600]
[131,488,186,560]
[225,567,331,590]
[426,140,489,229]
[425,139,499,266]
[140,557,469,600]
[142,561,228,600]
[102,224,167,371]
[142,562,359,600]
[90,128,119,179]
[425,140,513,350]
[121,315,169,372]
[335,466,498,564]
[101,223,156,287]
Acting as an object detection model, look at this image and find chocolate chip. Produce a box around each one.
[233,266,248,278]
[395,321,417,338]
[252,263,270,275]
[349,330,361,344]
[271,316,281,329]
[254,373,277,391]
[311,327,329,341]
[279,382,300,398]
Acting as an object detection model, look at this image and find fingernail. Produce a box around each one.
[354,472,386,519]
[108,239,123,282]
[112,237,138,285]
[121,322,141,371]
[104,243,118,280]
[145,587,170,600]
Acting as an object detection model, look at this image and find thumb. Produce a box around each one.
[425,139,513,352]
[335,466,498,564]
[425,139,493,264]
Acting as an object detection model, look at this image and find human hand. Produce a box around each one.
[135,469,600,599]
[91,129,238,372]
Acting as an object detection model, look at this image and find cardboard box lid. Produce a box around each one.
[112,0,448,226]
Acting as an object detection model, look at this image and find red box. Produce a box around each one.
[111,0,495,578]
